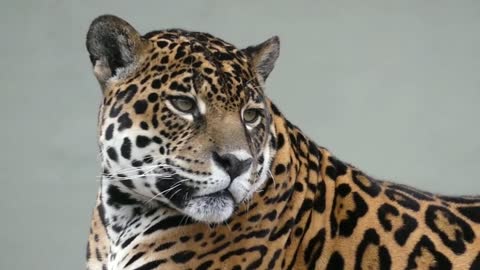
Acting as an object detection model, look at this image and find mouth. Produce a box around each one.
[154,175,237,223]
[192,189,234,200]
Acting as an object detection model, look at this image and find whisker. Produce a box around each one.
[144,178,190,204]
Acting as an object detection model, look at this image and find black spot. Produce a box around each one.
[269,218,294,241]
[140,75,151,85]
[470,253,480,270]
[179,235,190,243]
[151,79,161,89]
[406,236,452,270]
[140,121,149,130]
[332,192,368,237]
[133,100,148,114]
[124,252,145,267]
[171,250,195,263]
[147,93,158,102]
[304,228,326,269]
[214,51,234,61]
[219,245,267,270]
[355,229,391,270]
[156,40,168,48]
[274,164,286,175]
[106,185,138,207]
[276,133,285,149]
[457,206,480,223]
[313,181,326,213]
[120,138,132,159]
[377,203,399,231]
[194,233,204,242]
[233,229,269,243]
[107,147,118,162]
[131,160,143,167]
[196,260,213,270]
[118,113,133,131]
[144,215,194,235]
[133,259,167,270]
[263,210,277,221]
[121,234,138,248]
[136,136,151,148]
[203,67,213,74]
[377,204,419,246]
[143,155,153,164]
[174,48,186,59]
[326,251,344,270]
[425,205,475,254]
[294,182,304,192]
[325,156,348,180]
[248,214,262,222]
[154,241,175,251]
[198,242,231,259]
[152,136,162,144]
[352,171,381,197]
[109,103,123,118]
[121,179,134,189]
[105,124,114,140]
[337,183,351,196]
[213,234,226,244]
[395,214,418,246]
[385,189,420,211]
[123,84,138,103]
[268,249,282,269]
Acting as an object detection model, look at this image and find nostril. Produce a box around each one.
[212,152,231,169]
[212,152,252,180]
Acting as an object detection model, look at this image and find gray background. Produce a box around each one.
[1,1,479,269]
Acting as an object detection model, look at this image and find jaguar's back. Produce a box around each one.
[85,15,480,270]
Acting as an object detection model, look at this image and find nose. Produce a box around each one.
[212,152,252,180]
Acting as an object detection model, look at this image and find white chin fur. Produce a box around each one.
[182,195,235,223]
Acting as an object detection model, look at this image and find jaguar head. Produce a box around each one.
[86,15,280,223]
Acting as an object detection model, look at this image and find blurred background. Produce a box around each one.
[1,1,479,269]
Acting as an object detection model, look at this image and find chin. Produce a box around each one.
[181,191,235,224]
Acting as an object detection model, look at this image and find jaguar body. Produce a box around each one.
[85,15,480,270]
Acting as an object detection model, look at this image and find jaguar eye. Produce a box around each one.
[170,97,196,113]
[243,109,262,124]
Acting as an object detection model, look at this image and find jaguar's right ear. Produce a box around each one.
[86,15,147,89]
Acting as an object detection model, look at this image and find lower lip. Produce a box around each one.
[194,189,233,200]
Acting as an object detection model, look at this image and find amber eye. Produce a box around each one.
[170,97,196,113]
[243,109,262,124]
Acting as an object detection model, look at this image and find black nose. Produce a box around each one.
[212,152,252,180]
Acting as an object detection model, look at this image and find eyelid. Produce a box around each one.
[166,94,196,101]
[166,95,197,115]
[242,105,265,115]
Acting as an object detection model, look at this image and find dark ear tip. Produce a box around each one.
[86,14,140,59]
[86,14,129,41]
[89,14,127,29]
[267,36,280,58]
[269,35,280,45]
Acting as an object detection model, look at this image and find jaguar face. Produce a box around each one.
[87,15,279,223]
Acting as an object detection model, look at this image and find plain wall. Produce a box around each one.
[1,1,479,269]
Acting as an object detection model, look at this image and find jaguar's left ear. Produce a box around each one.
[242,36,280,82]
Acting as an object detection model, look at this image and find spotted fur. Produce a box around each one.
[85,15,480,270]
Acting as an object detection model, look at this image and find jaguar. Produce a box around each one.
[85,15,480,270]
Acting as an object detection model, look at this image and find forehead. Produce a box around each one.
[133,30,263,105]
